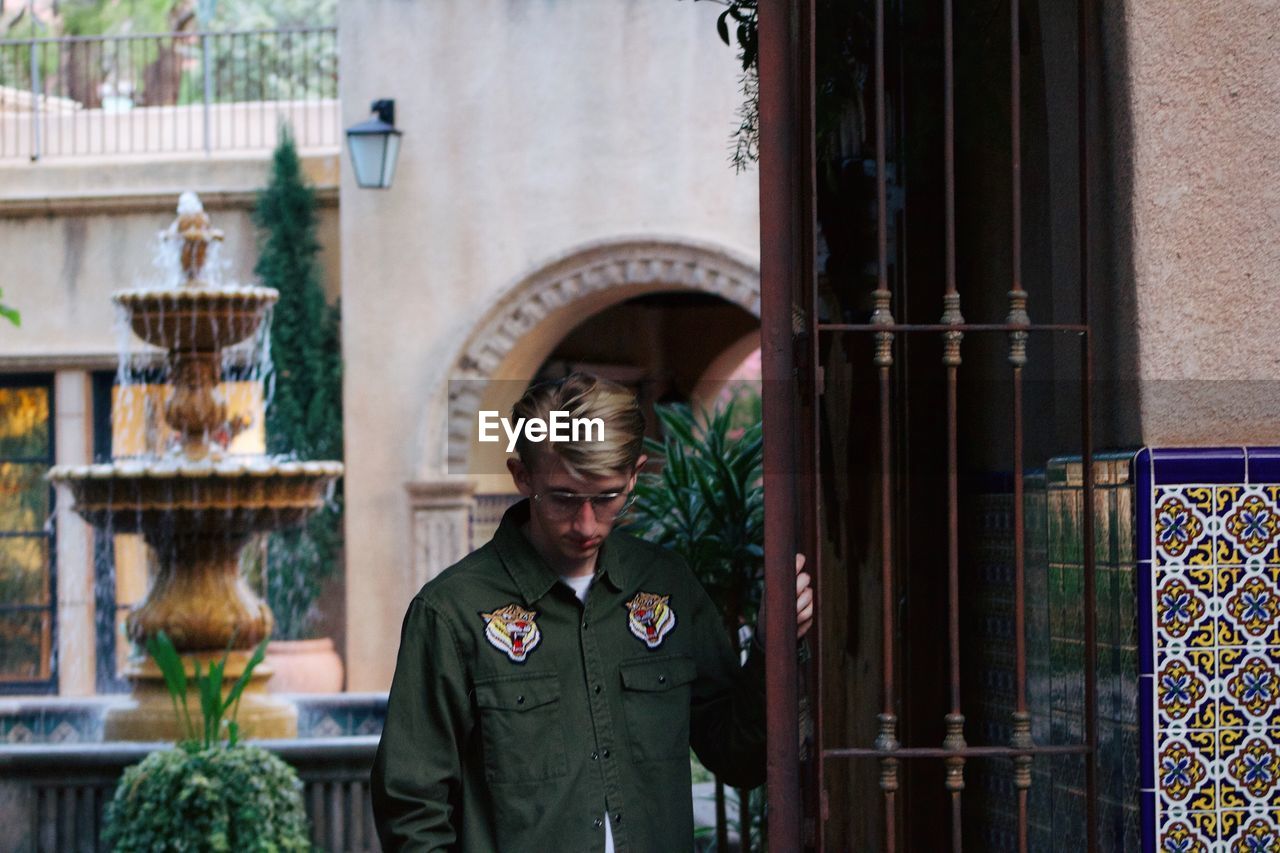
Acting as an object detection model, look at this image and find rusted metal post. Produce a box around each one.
[1078,0,1099,848]
[1007,2,1034,852]
[758,0,813,849]
[939,0,967,848]
[870,0,899,848]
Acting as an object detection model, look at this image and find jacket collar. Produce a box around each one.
[494,499,630,605]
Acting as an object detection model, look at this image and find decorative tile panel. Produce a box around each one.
[0,693,387,742]
[1137,448,1280,852]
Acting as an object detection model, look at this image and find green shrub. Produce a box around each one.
[102,743,311,852]
[102,631,312,850]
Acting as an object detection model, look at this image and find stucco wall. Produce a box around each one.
[0,153,341,369]
[1113,0,1280,443]
[339,0,760,689]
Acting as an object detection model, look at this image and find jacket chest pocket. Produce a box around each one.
[619,654,697,763]
[474,672,567,783]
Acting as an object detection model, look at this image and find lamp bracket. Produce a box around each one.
[371,99,396,127]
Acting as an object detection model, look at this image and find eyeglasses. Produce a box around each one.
[533,490,637,522]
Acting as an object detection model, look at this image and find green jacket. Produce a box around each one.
[371,499,766,852]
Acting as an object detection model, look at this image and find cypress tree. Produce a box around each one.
[253,126,343,639]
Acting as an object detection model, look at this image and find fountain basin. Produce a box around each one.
[49,459,342,536]
[115,285,278,351]
[50,459,343,668]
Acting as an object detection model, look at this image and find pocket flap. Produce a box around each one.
[619,655,697,692]
[474,672,561,711]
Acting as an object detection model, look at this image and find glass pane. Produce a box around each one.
[0,387,50,459]
[0,536,49,605]
[0,611,52,681]
[0,462,51,532]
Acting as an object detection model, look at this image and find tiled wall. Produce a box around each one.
[0,692,385,744]
[1137,448,1280,852]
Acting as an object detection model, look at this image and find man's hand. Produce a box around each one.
[795,554,814,639]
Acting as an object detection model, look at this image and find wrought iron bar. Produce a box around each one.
[258,32,266,149]
[1005,2,1035,852]
[803,0,823,847]
[825,743,1091,759]
[29,39,41,161]
[940,0,967,847]
[1078,0,1099,849]
[818,323,1086,333]
[202,33,213,155]
[870,0,899,849]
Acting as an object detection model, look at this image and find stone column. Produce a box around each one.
[54,371,95,696]
[406,480,476,592]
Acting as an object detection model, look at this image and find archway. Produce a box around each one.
[404,238,760,585]
[432,237,760,480]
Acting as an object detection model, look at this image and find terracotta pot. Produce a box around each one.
[264,638,345,694]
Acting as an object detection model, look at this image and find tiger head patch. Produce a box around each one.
[624,591,676,649]
[479,604,542,663]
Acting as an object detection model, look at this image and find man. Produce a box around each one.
[372,372,814,852]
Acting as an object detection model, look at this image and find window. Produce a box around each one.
[0,375,56,694]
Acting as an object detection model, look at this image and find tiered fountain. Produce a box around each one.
[48,193,342,741]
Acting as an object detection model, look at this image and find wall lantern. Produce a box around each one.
[345,99,403,189]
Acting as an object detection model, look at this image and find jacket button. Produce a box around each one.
[516,695,525,705]
[591,750,599,760]
[602,748,610,758]
[582,620,589,629]
[658,675,666,684]
[593,818,603,829]
[614,813,622,823]
[593,684,601,694]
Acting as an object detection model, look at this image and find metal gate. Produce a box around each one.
[759,0,1103,849]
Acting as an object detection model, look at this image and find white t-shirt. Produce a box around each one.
[560,573,615,853]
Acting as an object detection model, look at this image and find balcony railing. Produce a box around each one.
[0,27,338,161]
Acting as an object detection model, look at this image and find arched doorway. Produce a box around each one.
[405,238,760,585]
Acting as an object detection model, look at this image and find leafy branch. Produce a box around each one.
[683,0,759,171]
[627,399,765,628]
[145,630,268,749]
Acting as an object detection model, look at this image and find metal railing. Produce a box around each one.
[0,27,338,161]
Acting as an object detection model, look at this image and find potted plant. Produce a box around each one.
[102,632,312,851]
[252,127,346,693]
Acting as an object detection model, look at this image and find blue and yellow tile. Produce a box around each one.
[1217,647,1280,728]
[1155,649,1217,730]
[1154,486,1214,567]
[1153,566,1216,650]
[1215,486,1280,567]
[1216,729,1280,812]
[1216,566,1280,647]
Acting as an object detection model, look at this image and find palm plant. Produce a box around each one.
[626,394,765,851]
[630,399,764,628]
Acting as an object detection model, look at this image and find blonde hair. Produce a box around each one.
[511,372,646,478]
